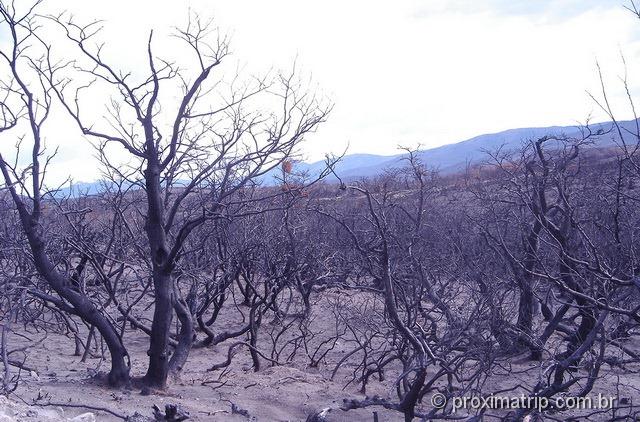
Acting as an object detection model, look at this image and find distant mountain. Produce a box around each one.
[52,181,115,197]
[54,119,636,196]
[270,119,633,183]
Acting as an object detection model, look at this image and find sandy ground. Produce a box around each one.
[2,292,639,421]
[1,333,400,421]
[1,295,402,421]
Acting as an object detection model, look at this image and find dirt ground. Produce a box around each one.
[1,295,403,421]
[2,292,639,421]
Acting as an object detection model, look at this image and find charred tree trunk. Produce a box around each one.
[142,159,174,389]
[144,271,174,389]
[515,221,542,344]
[0,163,130,387]
[169,287,194,375]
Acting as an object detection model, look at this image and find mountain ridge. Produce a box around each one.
[277,119,627,183]
[54,119,633,196]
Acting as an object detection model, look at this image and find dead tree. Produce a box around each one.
[0,0,130,386]
[35,11,331,388]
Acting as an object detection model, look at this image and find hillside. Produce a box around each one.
[55,119,636,196]
[281,119,632,183]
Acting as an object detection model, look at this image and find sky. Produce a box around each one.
[3,0,640,183]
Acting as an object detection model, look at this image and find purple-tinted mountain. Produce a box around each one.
[279,119,631,183]
[56,119,635,195]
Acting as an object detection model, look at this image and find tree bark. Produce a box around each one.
[142,159,175,389]
[168,287,194,375]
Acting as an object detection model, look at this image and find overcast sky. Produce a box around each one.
[5,0,640,182]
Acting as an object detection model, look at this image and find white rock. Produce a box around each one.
[67,413,96,422]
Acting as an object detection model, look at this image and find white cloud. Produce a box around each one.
[2,0,640,183]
